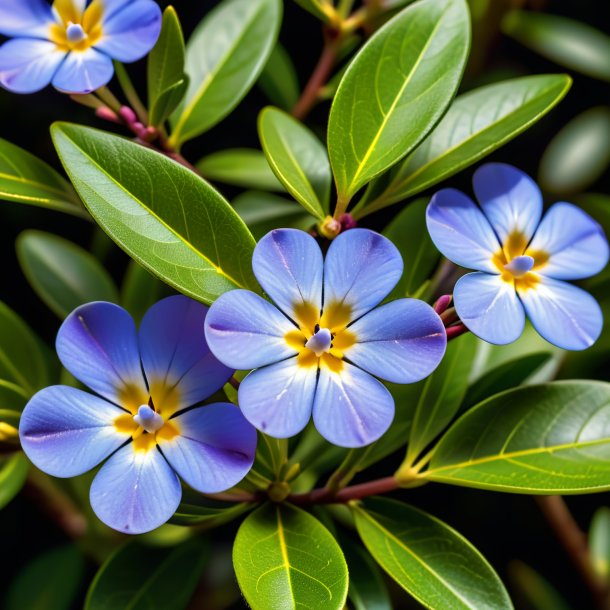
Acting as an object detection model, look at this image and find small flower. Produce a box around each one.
[19,296,257,534]
[426,163,609,350]
[204,228,447,448]
[0,0,161,94]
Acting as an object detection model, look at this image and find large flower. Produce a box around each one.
[204,228,447,448]
[0,0,161,94]
[427,163,609,350]
[19,296,257,534]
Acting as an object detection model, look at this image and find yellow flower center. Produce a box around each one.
[49,0,104,52]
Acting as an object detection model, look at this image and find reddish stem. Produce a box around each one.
[288,476,398,505]
[446,324,469,341]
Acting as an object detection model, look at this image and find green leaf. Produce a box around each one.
[170,499,251,527]
[509,561,572,610]
[328,0,470,202]
[539,106,610,195]
[425,381,610,493]
[502,10,610,82]
[259,107,330,218]
[590,507,610,580]
[361,74,571,212]
[121,260,167,324]
[0,381,29,411]
[17,230,119,319]
[292,0,333,22]
[0,453,28,510]
[0,138,83,217]
[197,148,283,191]
[51,123,259,305]
[352,498,512,610]
[170,0,282,146]
[258,43,300,111]
[85,539,208,610]
[147,7,187,127]
[233,503,349,610]
[5,545,85,610]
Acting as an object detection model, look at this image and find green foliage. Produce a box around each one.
[590,507,610,580]
[0,381,29,411]
[120,260,167,323]
[0,453,28,510]
[171,498,252,527]
[258,43,300,111]
[508,561,572,610]
[292,0,333,22]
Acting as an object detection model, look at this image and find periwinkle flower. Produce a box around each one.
[0,0,161,94]
[427,163,609,350]
[205,228,447,448]
[19,296,257,534]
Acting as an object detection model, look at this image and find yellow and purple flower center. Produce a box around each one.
[49,0,104,52]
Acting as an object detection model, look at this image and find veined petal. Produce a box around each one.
[19,386,128,478]
[323,229,403,322]
[95,0,161,62]
[0,39,65,94]
[238,358,317,438]
[90,443,181,534]
[139,296,233,414]
[205,290,298,370]
[252,229,323,327]
[98,0,132,20]
[313,363,394,448]
[0,0,54,37]
[159,403,256,494]
[426,189,500,272]
[347,299,446,383]
[454,272,525,345]
[56,302,148,409]
[518,277,603,350]
[527,202,609,280]
[51,47,113,94]
[474,163,542,244]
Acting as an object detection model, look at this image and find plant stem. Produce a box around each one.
[289,476,399,505]
[114,62,149,124]
[95,86,122,115]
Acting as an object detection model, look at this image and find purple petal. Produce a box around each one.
[0,0,54,37]
[51,47,113,94]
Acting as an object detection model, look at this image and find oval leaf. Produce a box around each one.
[258,43,300,111]
[0,453,29,510]
[590,507,610,580]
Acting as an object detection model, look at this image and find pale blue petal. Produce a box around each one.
[347,299,446,383]
[90,443,181,534]
[527,202,609,280]
[454,272,525,345]
[474,163,542,244]
[99,0,132,20]
[19,386,128,478]
[205,290,298,370]
[426,189,500,272]
[51,47,113,94]
[313,363,394,448]
[159,403,256,493]
[0,0,54,37]
[0,39,65,94]
[518,277,603,351]
[238,358,317,438]
[323,229,403,321]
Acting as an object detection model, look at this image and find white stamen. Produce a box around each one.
[305,327,332,357]
[133,405,164,433]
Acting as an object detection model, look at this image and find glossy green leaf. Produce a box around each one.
[233,503,349,610]
[171,499,251,527]
[292,0,333,22]
[121,260,167,323]
[258,43,300,111]
[5,545,84,610]
[353,498,512,610]
[0,138,83,217]
[328,0,470,201]
[197,148,283,191]
[0,453,28,510]
[51,123,259,305]
[425,381,610,493]
[539,106,610,195]
[360,74,571,213]
[502,11,610,82]
[259,107,330,218]
[508,561,572,610]
[590,507,610,580]
[17,230,119,318]
[170,0,282,146]
[85,539,208,610]
[0,381,29,411]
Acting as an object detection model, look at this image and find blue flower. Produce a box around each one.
[204,228,447,448]
[19,296,257,534]
[426,163,609,350]
[0,0,161,94]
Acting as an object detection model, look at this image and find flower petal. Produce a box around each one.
[312,363,394,448]
[0,39,65,94]
[0,0,54,37]
[454,272,525,345]
[426,189,500,272]
[205,290,298,370]
[527,202,609,280]
[95,0,161,62]
[19,385,128,478]
[51,47,113,93]
[159,403,256,493]
[347,299,446,383]
[139,296,233,414]
[252,229,323,325]
[90,443,181,534]
[517,277,603,350]
[238,358,317,438]
[473,163,542,244]
[56,302,148,408]
[323,229,403,322]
